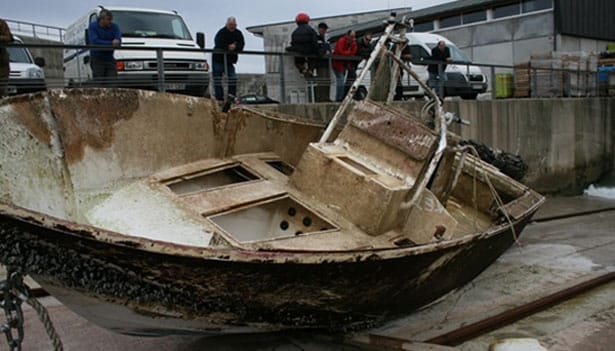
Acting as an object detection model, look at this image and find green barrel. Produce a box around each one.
[495,73,513,98]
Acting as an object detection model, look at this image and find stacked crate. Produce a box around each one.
[513,52,599,98]
[513,62,531,98]
[528,52,565,97]
[560,52,599,97]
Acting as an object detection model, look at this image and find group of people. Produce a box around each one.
[287,13,376,102]
[287,12,453,102]
[2,11,453,103]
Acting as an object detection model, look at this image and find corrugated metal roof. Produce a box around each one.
[556,0,615,42]
[246,8,409,37]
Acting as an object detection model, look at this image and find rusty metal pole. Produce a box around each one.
[426,271,615,346]
[319,20,396,143]
[491,66,496,99]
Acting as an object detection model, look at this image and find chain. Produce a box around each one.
[1,269,27,351]
[1,267,64,351]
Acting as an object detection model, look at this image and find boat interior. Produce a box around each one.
[0,89,542,252]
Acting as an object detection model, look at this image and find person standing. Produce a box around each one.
[315,22,332,102]
[332,30,357,101]
[427,40,452,92]
[0,18,14,97]
[356,32,374,64]
[88,9,121,85]
[212,17,245,102]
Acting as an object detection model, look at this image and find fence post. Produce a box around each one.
[156,48,165,92]
[438,63,444,98]
[279,53,286,104]
[531,67,537,97]
[491,66,496,99]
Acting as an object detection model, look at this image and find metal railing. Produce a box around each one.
[1,41,609,102]
[5,19,65,42]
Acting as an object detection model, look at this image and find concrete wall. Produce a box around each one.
[255,97,615,195]
[558,35,613,53]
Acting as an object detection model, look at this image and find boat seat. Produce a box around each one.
[290,142,412,236]
[290,100,440,236]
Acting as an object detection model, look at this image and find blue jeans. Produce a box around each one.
[334,69,346,101]
[213,61,237,101]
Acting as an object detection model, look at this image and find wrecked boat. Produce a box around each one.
[0,19,543,336]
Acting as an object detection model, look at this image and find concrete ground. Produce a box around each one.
[1,195,614,350]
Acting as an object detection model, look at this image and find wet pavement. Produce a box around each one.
[1,195,614,350]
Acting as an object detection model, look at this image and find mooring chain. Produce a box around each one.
[1,269,27,351]
[0,267,64,351]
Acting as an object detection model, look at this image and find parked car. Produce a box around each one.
[63,6,209,96]
[7,36,46,95]
[234,94,279,104]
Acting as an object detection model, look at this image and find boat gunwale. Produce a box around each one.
[0,189,544,264]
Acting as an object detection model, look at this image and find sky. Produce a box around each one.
[3,0,452,72]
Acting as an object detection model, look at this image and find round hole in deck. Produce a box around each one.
[303,217,312,227]
[295,231,303,236]
[288,207,296,216]
[280,221,289,231]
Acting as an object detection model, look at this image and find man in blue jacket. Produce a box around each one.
[88,9,121,84]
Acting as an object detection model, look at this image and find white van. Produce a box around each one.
[7,36,46,95]
[64,6,209,96]
[401,32,487,100]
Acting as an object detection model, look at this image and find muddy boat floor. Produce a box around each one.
[1,195,614,351]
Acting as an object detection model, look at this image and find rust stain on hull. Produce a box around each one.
[8,94,53,145]
[48,89,140,164]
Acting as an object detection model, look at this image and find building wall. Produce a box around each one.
[435,10,610,83]
[436,11,556,76]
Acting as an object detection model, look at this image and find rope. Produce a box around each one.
[26,297,63,351]
[454,145,521,246]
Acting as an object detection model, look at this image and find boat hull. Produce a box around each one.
[0,208,535,335]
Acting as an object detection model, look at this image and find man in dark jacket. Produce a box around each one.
[356,32,374,63]
[428,40,452,91]
[0,18,13,97]
[289,13,319,76]
[213,17,245,101]
[314,22,331,102]
[88,10,122,85]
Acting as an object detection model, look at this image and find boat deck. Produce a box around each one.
[82,152,493,252]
